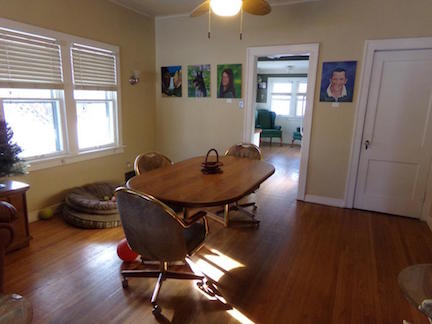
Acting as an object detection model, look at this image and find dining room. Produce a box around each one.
[1,0,432,323]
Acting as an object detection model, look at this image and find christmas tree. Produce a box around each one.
[0,120,27,178]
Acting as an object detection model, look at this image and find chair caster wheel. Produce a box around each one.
[152,304,161,316]
[197,280,216,297]
[122,278,128,289]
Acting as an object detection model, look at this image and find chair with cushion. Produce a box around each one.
[115,187,215,316]
[255,109,283,146]
[292,127,303,145]
[134,152,182,213]
[216,144,262,227]
[134,152,173,175]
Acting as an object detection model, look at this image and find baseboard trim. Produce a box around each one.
[28,202,63,223]
[304,195,345,208]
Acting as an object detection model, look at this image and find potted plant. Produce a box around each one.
[0,120,28,188]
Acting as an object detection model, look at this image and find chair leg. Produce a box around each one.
[151,272,164,315]
[224,203,229,228]
[280,137,283,146]
[239,202,257,210]
[270,137,272,146]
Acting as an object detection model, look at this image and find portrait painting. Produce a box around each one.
[319,61,357,103]
[161,65,182,97]
[217,64,242,99]
[188,65,211,98]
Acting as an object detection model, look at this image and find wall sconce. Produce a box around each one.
[129,70,141,85]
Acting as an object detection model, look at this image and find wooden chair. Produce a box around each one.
[217,143,262,226]
[134,152,173,175]
[115,187,216,317]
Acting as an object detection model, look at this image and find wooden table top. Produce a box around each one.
[127,156,275,208]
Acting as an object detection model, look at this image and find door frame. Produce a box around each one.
[345,37,432,220]
[244,43,319,201]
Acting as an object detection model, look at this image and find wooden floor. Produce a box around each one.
[5,144,432,323]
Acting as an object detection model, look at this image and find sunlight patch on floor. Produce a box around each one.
[191,249,254,323]
[194,248,245,281]
[227,308,255,324]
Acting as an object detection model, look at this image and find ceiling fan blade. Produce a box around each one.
[243,0,272,15]
[190,1,210,17]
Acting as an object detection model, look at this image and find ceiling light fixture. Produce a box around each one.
[191,0,271,40]
[209,0,242,17]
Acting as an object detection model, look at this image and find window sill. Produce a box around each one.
[26,145,125,172]
[275,115,303,119]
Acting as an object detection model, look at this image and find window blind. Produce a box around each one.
[0,27,63,88]
[71,43,117,91]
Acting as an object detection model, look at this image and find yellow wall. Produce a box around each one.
[155,0,432,199]
[0,0,156,213]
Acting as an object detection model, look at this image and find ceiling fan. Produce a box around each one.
[190,0,272,40]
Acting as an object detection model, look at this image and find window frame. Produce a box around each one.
[267,77,308,118]
[0,18,123,171]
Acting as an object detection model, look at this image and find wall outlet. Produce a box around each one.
[239,100,244,109]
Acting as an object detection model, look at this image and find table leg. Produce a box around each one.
[224,204,229,228]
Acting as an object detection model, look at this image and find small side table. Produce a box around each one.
[0,181,31,253]
[398,264,432,322]
[0,293,32,323]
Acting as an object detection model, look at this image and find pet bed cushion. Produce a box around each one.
[65,183,118,215]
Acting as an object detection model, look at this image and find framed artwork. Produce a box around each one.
[217,64,242,99]
[319,61,357,102]
[188,65,211,98]
[161,65,182,97]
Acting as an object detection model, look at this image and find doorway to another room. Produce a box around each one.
[244,44,319,202]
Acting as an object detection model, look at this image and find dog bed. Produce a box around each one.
[63,182,121,229]
[63,205,121,229]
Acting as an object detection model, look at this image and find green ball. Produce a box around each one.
[39,207,54,220]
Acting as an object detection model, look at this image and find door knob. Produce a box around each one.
[364,140,370,150]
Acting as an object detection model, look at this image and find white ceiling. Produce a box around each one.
[257,60,309,74]
[109,0,318,17]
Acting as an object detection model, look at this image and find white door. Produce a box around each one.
[354,49,432,218]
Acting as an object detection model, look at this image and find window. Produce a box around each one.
[74,90,116,150]
[268,78,308,118]
[296,82,307,117]
[71,44,118,151]
[1,89,65,159]
[0,19,122,169]
[270,82,292,116]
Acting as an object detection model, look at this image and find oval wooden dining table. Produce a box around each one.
[126,156,275,227]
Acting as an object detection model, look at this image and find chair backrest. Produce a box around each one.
[134,152,172,175]
[115,188,188,262]
[225,143,263,160]
[256,109,276,129]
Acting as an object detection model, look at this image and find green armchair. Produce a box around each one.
[292,127,303,145]
[255,109,283,146]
